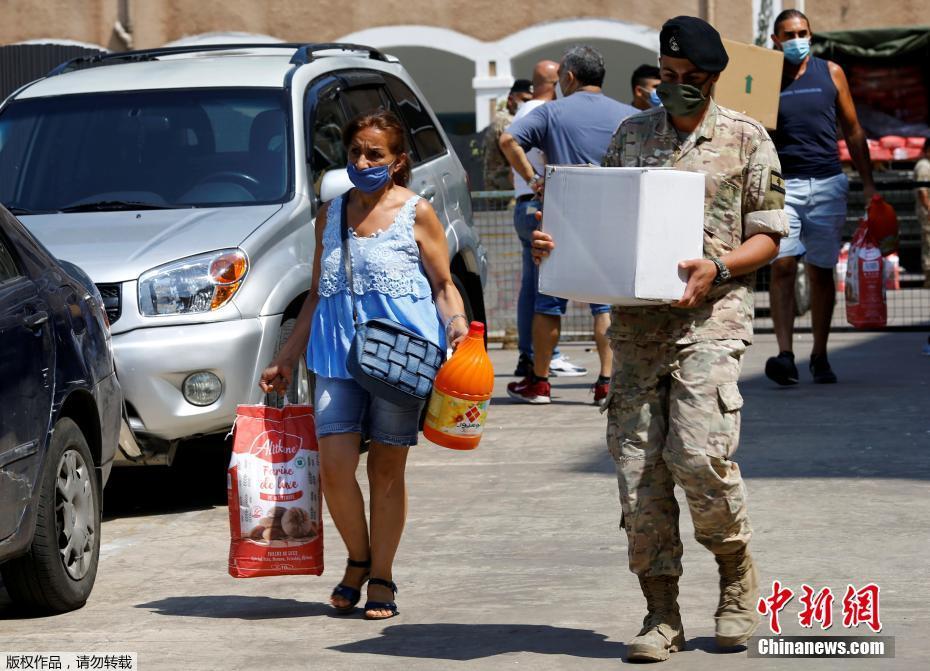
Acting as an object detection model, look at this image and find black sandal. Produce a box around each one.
[363,578,399,620]
[330,558,370,615]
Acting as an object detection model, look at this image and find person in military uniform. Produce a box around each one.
[532,17,788,663]
[482,79,533,191]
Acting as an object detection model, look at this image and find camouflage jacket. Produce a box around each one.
[602,100,789,344]
[483,110,514,191]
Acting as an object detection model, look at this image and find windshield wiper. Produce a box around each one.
[60,200,173,212]
[7,206,58,215]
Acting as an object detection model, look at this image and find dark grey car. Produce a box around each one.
[0,204,120,613]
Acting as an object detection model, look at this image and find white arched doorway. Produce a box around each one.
[340,19,659,132]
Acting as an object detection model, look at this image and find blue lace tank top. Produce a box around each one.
[307,192,445,379]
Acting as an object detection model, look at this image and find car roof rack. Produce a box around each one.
[46,42,390,77]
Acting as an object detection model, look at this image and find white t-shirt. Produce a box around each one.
[508,99,547,197]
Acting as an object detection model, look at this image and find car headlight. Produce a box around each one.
[138,249,248,316]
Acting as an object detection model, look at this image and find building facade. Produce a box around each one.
[2,0,926,129]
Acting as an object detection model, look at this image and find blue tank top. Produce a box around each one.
[774,57,843,179]
[307,192,445,379]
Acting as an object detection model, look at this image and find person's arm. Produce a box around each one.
[675,235,780,308]
[675,135,789,308]
[916,162,930,210]
[830,61,876,201]
[500,107,548,190]
[499,134,537,185]
[259,203,328,394]
[413,199,469,348]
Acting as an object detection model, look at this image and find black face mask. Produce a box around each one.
[656,78,712,117]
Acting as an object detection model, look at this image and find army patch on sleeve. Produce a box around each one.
[769,170,786,194]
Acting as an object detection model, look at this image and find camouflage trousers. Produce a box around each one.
[605,338,752,577]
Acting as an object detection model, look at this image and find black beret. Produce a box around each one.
[510,79,533,95]
[659,16,729,74]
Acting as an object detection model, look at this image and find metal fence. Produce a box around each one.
[1,44,105,100]
[471,180,930,342]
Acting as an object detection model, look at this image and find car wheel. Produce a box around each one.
[0,418,101,613]
[451,273,474,324]
[264,317,313,407]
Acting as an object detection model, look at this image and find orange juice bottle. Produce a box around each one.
[424,321,494,450]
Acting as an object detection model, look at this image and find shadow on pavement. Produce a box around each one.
[686,636,746,655]
[103,437,230,520]
[136,595,329,620]
[328,623,627,660]
[572,332,930,480]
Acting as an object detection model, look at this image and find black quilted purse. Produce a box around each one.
[339,195,443,406]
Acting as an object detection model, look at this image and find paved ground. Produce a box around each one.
[2,331,929,670]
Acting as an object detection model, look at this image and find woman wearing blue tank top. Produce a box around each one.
[766,9,877,387]
[260,111,469,620]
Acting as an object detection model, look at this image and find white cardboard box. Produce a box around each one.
[538,165,705,306]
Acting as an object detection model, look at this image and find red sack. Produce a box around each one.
[227,403,323,578]
[865,195,898,256]
[845,223,886,329]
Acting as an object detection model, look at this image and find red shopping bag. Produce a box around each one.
[865,194,898,256]
[845,222,886,329]
[227,403,324,578]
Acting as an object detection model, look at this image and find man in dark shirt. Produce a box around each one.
[766,9,876,386]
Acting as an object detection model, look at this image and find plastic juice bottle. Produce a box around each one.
[423,321,494,450]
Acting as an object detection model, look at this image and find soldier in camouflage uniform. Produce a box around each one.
[482,80,533,191]
[534,17,788,663]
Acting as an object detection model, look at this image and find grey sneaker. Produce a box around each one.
[548,355,587,377]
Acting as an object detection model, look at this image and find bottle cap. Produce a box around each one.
[468,321,485,335]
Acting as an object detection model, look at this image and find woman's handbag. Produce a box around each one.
[339,195,443,406]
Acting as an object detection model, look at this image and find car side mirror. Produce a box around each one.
[320,168,352,203]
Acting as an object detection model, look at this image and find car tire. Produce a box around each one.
[264,316,313,408]
[0,418,101,613]
[452,273,474,324]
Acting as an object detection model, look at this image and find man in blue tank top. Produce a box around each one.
[766,9,876,386]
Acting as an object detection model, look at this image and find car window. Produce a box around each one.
[306,79,350,198]
[0,89,291,211]
[384,76,447,162]
[0,233,21,283]
[340,87,389,121]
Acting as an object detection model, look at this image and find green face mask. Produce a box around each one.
[656,81,708,117]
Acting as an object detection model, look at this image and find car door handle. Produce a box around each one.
[419,185,437,200]
[23,311,49,330]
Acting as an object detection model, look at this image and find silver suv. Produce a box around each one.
[0,43,487,464]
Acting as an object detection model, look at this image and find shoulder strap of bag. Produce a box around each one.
[339,193,361,326]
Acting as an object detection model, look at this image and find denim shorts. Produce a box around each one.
[776,173,849,268]
[313,376,423,446]
[535,292,611,316]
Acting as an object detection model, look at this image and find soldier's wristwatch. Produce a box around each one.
[710,257,731,286]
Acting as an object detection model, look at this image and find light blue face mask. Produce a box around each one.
[347,161,394,193]
[649,88,662,107]
[781,37,811,65]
